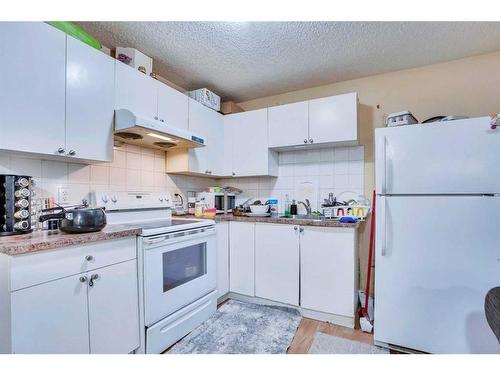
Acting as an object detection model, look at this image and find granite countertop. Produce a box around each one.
[178,214,360,228]
[0,224,142,256]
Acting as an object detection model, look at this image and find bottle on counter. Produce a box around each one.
[290,199,298,216]
[284,194,291,217]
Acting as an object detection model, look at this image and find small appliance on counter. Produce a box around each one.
[0,174,34,236]
[196,191,236,214]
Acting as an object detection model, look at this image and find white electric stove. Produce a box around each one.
[91,191,217,354]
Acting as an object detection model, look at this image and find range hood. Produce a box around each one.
[114,109,205,150]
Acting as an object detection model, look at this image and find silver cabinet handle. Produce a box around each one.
[85,255,94,261]
[154,116,158,120]
[89,274,98,287]
[232,172,236,176]
[299,227,304,233]
[294,226,298,231]
[68,150,76,156]
[309,139,314,144]
[79,276,87,283]
[304,139,308,144]
[57,148,65,154]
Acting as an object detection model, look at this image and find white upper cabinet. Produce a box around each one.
[156,81,188,130]
[224,109,278,177]
[308,92,358,145]
[268,101,309,148]
[66,35,115,162]
[255,224,299,305]
[0,22,66,156]
[115,60,158,118]
[166,99,224,176]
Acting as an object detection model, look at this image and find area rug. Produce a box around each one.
[309,332,389,354]
[168,300,302,354]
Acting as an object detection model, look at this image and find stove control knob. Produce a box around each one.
[111,196,117,203]
[159,197,164,202]
[101,195,108,203]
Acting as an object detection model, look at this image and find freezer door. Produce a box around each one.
[374,195,500,353]
[375,117,500,194]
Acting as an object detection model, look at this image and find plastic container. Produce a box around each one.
[188,88,221,111]
[203,207,217,219]
[266,199,278,217]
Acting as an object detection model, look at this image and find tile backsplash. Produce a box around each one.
[0,145,215,206]
[217,146,365,214]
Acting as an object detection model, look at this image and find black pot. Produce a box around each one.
[39,204,107,234]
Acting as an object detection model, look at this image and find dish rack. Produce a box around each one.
[323,205,370,221]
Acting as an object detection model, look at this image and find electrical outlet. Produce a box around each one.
[58,187,69,204]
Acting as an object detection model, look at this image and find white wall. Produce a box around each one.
[217,145,364,214]
[0,145,215,206]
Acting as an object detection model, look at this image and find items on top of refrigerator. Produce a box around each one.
[490,113,500,129]
[385,111,418,127]
[188,88,221,111]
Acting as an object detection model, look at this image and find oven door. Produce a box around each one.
[142,226,216,327]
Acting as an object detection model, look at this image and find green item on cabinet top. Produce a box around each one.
[46,21,102,50]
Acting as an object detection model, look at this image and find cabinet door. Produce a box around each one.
[268,101,309,148]
[222,117,233,176]
[66,35,115,161]
[11,274,90,354]
[188,98,224,176]
[225,109,270,177]
[216,222,230,298]
[0,22,66,155]
[87,259,140,354]
[115,61,157,118]
[229,222,255,296]
[308,92,358,144]
[255,224,299,305]
[157,81,188,130]
[300,227,357,317]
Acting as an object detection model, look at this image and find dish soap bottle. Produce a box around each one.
[284,194,290,217]
[290,199,298,216]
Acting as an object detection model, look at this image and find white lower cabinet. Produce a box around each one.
[87,259,140,354]
[7,238,140,354]
[300,227,357,317]
[216,222,229,298]
[255,224,299,305]
[11,273,90,354]
[229,222,255,296]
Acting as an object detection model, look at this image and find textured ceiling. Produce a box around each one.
[77,22,500,102]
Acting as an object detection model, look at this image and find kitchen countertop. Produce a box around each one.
[0,224,142,256]
[178,213,360,228]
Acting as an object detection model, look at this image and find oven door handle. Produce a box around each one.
[143,227,216,248]
[144,236,168,245]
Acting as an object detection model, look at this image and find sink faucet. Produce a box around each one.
[298,199,312,215]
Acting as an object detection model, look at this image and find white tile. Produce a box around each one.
[293,163,310,177]
[154,150,166,159]
[126,169,141,187]
[125,144,142,154]
[279,151,295,164]
[109,167,127,187]
[319,175,335,189]
[349,174,364,190]
[259,177,276,190]
[41,160,67,183]
[318,162,334,176]
[68,163,90,184]
[349,145,365,161]
[154,172,168,187]
[66,184,90,205]
[334,160,349,175]
[141,154,155,172]
[275,176,294,189]
[320,148,335,162]
[38,182,60,200]
[349,160,364,175]
[296,149,320,163]
[141,147,155,156]
[141,170,155,187]
[111,149,127,169]
[154,154,165,172]
[279,164,294,177]
[334,174,349,189]
[334,147,349,161]
[10,157,42,178]
[90,165,109,185]
[126,152,142,170]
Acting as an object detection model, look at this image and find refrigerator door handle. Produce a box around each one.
[376,135,387,194]
[379,196,387,256]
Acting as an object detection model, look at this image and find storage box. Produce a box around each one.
[188,88,221,111]
[323,205,370,221]
[115,47,153,75]
[220,101,244,114]
[386,111,418,127]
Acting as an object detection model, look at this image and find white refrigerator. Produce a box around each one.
[374,116,500,353]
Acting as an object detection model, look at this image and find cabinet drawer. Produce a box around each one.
[11,237,136,291]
